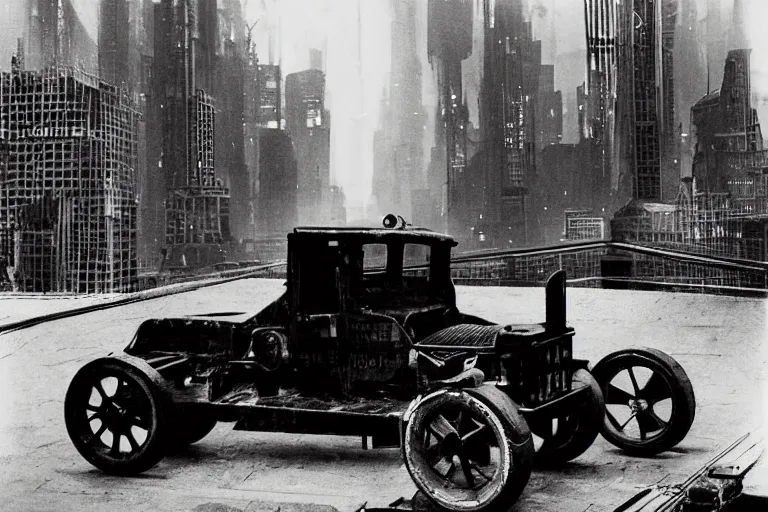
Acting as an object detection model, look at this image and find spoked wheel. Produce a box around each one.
[65,358,170,475]
[403,385,534,512]
[528,369,605,466]
[591,347,696,456]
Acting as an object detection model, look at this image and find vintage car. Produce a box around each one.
[64,215,697,512]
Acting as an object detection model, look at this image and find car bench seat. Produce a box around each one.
[416,323,500,347]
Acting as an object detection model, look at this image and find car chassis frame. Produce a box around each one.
[65,219,697,512]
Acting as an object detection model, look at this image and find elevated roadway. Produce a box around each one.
[0,279,765,512]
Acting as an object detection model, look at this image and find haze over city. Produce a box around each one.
[2,0,768,292]
[3,0,766,211]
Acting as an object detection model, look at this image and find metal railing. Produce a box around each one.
[425,241,767,296]
[152,241,767,297]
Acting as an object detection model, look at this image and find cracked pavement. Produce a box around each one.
[0,279,765,511]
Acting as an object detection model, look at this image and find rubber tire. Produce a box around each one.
[64,358,170,475]
[403,384,534,512]
[529,369,605,466]
[591,347,696,456]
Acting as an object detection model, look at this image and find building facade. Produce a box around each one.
[257,128,298,236]
[286,68,331,226]
[154,0,231,270]
[0,67,140,292]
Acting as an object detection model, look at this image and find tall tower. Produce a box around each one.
[427,0,473,236]
[583,0,618,204]
[477,0,540,247]
[99,0,158,264]
[660,0,679,202]
[156,0,231,269]
[372,0,427,220]
[705,0,725,92]
[628,0,663,201]
[584,0,679,205]
[286,67,331,225]
[730,0,749,50]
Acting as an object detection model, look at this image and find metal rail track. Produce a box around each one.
[0,261,287,335]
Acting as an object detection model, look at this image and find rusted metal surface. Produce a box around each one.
[602,433,766,512]
[117,229,583,435]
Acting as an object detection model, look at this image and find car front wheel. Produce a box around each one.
[402,384,534,512]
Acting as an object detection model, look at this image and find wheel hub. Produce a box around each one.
[103,403,118,423]
[440,432,462,456]
[629,398,649,413]
[102,401,132,433]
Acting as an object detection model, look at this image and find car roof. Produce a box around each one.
[291,226,458,246]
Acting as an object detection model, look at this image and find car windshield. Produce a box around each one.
[357,242,435,310]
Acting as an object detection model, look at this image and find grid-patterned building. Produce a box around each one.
[0,67,140,292]
[613,48,768,260]
[583,0,678,204]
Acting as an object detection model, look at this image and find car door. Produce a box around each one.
[290,239,345,393]
[341,242,414,395]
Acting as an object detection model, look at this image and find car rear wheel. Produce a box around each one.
[591,347,696,456]
[64,358,170,475]
[403,384,534,512]
[528,369,605,466]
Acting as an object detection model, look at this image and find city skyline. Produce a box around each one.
[1,0,768,292]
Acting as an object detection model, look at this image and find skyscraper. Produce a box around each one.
[286,67,331,225]
[426,0,472,236]
[23,0,98,73]
[154,0,231,269]
[372,0,427,221]
[584,0,678,203]
[99,0,157,264]
[476,0,539,247]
